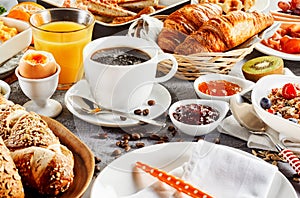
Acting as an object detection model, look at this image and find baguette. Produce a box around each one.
[0,136,24,198]
[88,0,137,17]
[174,11,274,55]
[111,6,156,24]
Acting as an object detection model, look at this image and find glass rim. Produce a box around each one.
[29,7,95,33]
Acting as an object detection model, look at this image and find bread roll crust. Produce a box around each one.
[0,137,24,198]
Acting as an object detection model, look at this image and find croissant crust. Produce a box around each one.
[174,11,274,55]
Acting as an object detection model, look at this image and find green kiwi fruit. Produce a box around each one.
[242,56,284,82]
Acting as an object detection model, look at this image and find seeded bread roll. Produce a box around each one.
[0,136,25,198]
[0,96,74,196]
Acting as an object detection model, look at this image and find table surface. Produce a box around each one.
[7,0,300,197]
[7,49,300,197]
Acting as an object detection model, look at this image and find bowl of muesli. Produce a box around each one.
[252,74,300,140]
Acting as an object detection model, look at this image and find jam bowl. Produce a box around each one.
[169,99,229,136]
[194,74,255,102]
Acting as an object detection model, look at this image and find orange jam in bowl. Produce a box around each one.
[198,80,242,96]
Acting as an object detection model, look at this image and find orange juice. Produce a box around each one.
[33,21,93,89]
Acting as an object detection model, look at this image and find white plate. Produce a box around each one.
[65,79,171,127]
[90,142,297,198]
[255,43,300,61]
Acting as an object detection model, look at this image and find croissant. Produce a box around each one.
[0,136,24,198]
[157,3,222,53]
[174,11,274,55]
[0,97,74,196]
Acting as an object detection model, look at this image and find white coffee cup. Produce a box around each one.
[84,36,178,111]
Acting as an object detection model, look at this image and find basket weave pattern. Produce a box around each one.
[158,46,254,80]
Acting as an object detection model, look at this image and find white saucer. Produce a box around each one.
[65,79,171,127]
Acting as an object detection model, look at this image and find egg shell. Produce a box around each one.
[18,50,57,79]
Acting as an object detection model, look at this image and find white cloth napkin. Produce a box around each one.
[116,140,278,198]
[218,115,300,153]
[180,140,278,198]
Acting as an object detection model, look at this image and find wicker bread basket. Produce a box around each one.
[128,15,255,81]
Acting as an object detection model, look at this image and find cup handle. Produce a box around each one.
[154,53,178,83]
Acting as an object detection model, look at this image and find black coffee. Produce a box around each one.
[91,47,151,66]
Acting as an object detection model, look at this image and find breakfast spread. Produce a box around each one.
[242,56,284,82]
[2,0,300,197]
[18,50,57,79]
[260,83,300,124]
[0,20,18,43]
[0,96,74,196]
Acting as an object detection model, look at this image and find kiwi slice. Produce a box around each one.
[242,56,284,82]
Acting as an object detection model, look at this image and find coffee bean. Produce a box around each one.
[131,133,141,140]
[112,149,121,156]
[98,133,108,139]
[147,100,156,106]
[116,141,121,147]
[150,134,160,140]
[143,109,149,116]
[167,125,175,132]
[124,145,131,152]
[122,134,131,140]
[160,136,169,142]
[94,156,102,164]
[94,165,101,173]
[155,140,165,144]
[120,116,127,121]
[136,142,145,148]
[214,138,220,144]
[134,109,142,115]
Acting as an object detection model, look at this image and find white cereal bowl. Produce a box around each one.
[0,80,11,99]
[169,99,229,136]
[194,74,255,102]
[252,74,300,140]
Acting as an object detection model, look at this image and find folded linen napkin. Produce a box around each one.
[218,115,300,153]
[117,140,278,198]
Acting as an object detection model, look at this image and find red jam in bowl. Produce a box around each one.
[198,80,242,96]
[173,104,220,125]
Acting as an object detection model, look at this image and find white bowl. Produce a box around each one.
[0,80,11,99]
[252,74,300,140]
[194,74,255,102]
[169,99,229,136]
[0,16,32,64]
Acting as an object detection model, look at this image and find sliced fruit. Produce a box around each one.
[7,2,45,22]
[282,83,297,99]
[242,56,284,82]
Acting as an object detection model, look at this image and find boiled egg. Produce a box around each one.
[18,50,57,79]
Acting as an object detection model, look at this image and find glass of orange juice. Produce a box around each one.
[29,8,95,90]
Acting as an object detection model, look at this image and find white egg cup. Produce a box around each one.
[15,64,62,118]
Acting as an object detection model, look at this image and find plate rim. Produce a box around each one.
[91,141,297,198]
[255,43,300,61]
